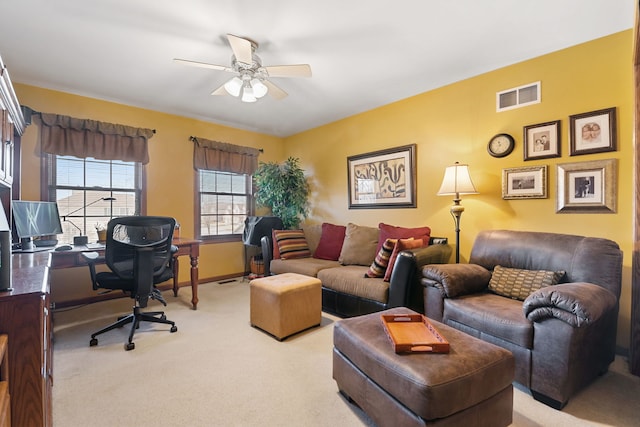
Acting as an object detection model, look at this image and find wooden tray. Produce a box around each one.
[381,313,450,354]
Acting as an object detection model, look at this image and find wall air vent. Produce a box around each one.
[496,81,541,112]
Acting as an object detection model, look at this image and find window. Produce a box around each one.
[47,155,142,244]
[197,169,252,239]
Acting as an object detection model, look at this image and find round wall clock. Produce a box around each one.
[487,133,515,158]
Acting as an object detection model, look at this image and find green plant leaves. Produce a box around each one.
[253,157,309,229]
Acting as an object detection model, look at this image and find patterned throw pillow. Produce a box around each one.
[384,238,425,282]
[364,238,397,278]
[273,230,311,260]
[488,265,565,301]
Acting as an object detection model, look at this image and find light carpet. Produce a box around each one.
[52,280,640,427]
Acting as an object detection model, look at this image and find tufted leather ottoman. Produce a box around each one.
[250,273,322,340]
[333,307,514,427]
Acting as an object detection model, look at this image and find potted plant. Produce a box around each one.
[253,157,309,229]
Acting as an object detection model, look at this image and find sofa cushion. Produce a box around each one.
[383,238,425,282]
[444,293,533,349]
[365,238,397,278]
[313,223,347,261]
[339,223,379,266]
[273,229,311,260]
[319,265,389,303]
[270,257,340,277]
[489,265,564,301]
[302,224,323,255]
[377,222,431,254]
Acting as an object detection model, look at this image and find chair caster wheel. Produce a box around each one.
[90,338,98,347]
[170,325,178,333]
[125,342,135,351]
[160,314,167,321]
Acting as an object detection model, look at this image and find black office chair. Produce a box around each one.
[82,216,178,351]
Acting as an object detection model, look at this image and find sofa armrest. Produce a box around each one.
[260,235,274,276]
[523,282,617,327]
[387,243,453,310]
[421,264,491,298]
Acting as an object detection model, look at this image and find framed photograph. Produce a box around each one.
[569,107,616,156]
[523,120,561,160]
[556,158,617,213]
[502,165,547,199]
[347,144,416,209]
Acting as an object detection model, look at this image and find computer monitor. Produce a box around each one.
[12,200,63,250]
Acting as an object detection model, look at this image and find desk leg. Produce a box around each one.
[190,255,199,310]
[172,257,180,297]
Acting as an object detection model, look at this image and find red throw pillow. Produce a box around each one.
[384,238,425,282]
[377,223,431,254]
[313,223,347,261]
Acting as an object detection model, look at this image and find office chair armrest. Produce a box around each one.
[81,251,105,290]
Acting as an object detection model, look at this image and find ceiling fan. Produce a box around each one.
[174,34,312,103]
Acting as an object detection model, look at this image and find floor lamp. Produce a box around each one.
[437,162,478,263]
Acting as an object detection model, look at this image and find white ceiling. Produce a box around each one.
[0,0,635,137]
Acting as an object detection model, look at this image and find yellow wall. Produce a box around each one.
[12,30,634,350]
[284,30,634,350]
[14,85,285,291]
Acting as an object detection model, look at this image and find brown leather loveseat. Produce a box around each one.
[421,229,622,409]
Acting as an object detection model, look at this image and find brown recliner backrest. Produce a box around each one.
[469,229,623,299]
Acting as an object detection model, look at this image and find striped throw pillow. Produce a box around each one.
[273,230,311,260]
[364,238,397,278]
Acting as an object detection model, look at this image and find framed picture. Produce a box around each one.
[502,165,547,199]
[347,144,416,209]
[569,107,616,156]
[523,120,561,160]
[556,158,617,213]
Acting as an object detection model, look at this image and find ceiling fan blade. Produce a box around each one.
[264,64,312,78]
[227,34,253,65]
[211,84,229,96]
[173,58,233,72]
[263,80,288,99]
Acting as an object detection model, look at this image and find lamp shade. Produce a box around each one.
[250,78,268,98]
[437,162,478,196]
[224,77,243,97]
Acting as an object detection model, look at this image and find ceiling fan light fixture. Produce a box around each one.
[251,78,268,98]
[241,81,257,103]
[224,76,243,97]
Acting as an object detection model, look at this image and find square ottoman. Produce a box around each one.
[250,273,322,340]
[333,307,514,427]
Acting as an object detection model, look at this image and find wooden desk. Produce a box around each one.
[48,237,202,309]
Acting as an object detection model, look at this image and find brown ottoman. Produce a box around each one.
[250,273,322,340]
[333,307,514,427]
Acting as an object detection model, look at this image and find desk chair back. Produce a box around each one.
[104,216,176,307]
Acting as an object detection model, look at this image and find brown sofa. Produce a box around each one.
[261,223,452,318]
[421,229,623,409]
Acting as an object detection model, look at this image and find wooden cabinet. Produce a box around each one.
[0,51,50,426]
[0,334,10,427]
[0,54,24,189]
[0,253,52,427]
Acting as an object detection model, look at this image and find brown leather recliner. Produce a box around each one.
[421,229,622,409]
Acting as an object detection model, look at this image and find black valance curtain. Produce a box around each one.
[36,112,154,164]
[192,137,261,175]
